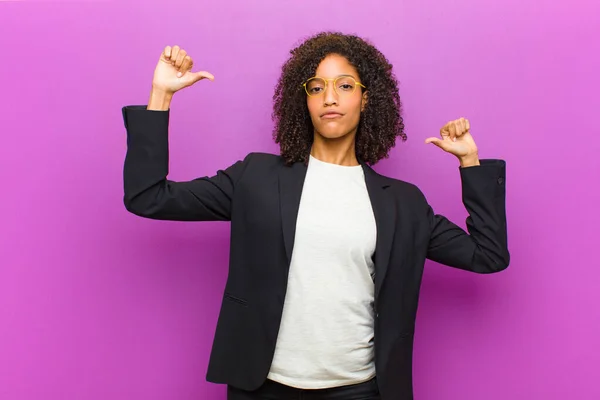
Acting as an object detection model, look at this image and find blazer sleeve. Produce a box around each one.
[425,159,510,273]
[121,105,251,221]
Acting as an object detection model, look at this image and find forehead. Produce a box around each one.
[315,54,359,78]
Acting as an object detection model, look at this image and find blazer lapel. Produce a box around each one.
[279,161,308,265]
[362,164,396,301]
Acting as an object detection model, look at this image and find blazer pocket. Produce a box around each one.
[224,292,249,307]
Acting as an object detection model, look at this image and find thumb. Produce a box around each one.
[189,70,215,83]
[425,137,450,150]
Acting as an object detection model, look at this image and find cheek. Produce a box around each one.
[348,100,363,122]
[307,99,320,120]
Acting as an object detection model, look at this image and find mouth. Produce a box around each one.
[320,112,344,119]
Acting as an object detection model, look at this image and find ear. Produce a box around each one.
[361,91,368,112]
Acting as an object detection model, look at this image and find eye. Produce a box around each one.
[336,78,356,92]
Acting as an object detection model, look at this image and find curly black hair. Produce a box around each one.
[272,31,406,166]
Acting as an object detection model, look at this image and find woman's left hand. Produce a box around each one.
[425,117,480,167]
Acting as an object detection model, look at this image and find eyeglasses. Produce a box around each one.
[302,75,366,97]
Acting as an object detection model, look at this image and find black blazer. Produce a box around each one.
[122,105,510,400]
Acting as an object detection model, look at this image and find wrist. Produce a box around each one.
[147,87,173,111]
[459,153,480,167]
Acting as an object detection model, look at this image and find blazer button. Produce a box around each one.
[497,177,504,185]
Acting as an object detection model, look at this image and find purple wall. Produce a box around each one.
[1,0,598,399]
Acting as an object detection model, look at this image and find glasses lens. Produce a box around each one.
[335,76,356,94]
[306,78,326,96]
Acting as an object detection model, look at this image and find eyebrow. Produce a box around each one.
[316,74,359,80]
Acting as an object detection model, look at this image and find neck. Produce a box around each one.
[310,132,359,166]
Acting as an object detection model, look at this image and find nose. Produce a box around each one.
[323,83,338,106]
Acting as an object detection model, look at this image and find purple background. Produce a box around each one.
[1,0,598,399]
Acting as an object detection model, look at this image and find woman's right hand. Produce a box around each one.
[152,45,214,95]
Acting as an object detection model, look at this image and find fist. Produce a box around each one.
[425,117,478,159]
[152,45,214,94]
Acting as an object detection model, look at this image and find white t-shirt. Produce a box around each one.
[267,154,378,389]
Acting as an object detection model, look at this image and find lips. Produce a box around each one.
[320,112,343,119]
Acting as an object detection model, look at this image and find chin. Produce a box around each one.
[316,126,351,140]
[321,132,347,140]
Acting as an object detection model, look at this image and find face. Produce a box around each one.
[306,54,367,140]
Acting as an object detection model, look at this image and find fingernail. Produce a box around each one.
[177,72,182,78]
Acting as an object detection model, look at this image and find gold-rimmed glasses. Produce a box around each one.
[302,75,366,97]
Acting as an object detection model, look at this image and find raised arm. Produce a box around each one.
[423,118,510,273]
[122,45,250,221]
[425,160,510,273]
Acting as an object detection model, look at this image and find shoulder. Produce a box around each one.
[244,152,283,164]
[240,152,286,171]
[231,152,286,181]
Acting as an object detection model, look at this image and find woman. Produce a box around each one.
[122,32,509,400]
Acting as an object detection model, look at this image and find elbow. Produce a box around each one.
[123,195,141,216]
[501,251,511,271]
[123,194,153,218]
[489,257,510,274]
[123,189,172,220]
[474,248,511,274]
[123,179,168,219]
[496,247,511,272]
